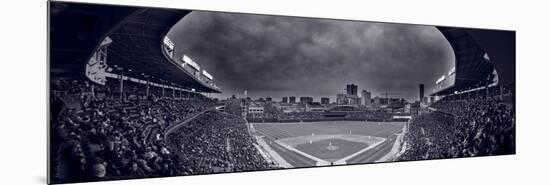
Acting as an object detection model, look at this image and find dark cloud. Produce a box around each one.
[167,11,454,102]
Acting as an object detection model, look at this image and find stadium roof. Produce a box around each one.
[431,27,498,96]
[49,2,221,93]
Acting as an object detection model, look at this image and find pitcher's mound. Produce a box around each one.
[326,145,339,151]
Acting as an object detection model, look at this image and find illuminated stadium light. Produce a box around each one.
[182,54,200,71]
[202,70,213,80]
[448,67,456,76]
[435,75,446,84]
[163,36,175,50]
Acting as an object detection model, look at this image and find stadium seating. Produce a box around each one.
[166,111,274,174]
[50,80,271,183]
[399,98,515,161]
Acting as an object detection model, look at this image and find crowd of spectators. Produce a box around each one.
[166,111,275,174]
[399,98,515,161]
[50,80,271,183]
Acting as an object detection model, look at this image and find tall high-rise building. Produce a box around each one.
[346,84,358,96]
[419,84,425,102]
[289,96,296,103]
[282,97,288,103]
[321,97,330,105]
[338,84,360,105]
[362,90,371,105]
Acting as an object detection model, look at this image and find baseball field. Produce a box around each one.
[251,120,406,168]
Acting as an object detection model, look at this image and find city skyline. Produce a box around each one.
[231,85,408,104]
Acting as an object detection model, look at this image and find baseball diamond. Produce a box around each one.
[251,121,406,167]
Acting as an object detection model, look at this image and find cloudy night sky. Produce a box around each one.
[167,11,455,102]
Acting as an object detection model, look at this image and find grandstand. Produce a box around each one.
[50,3,219,93]
[431,27,515,103]
[397,28,516,161]
[49,2,269,184]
